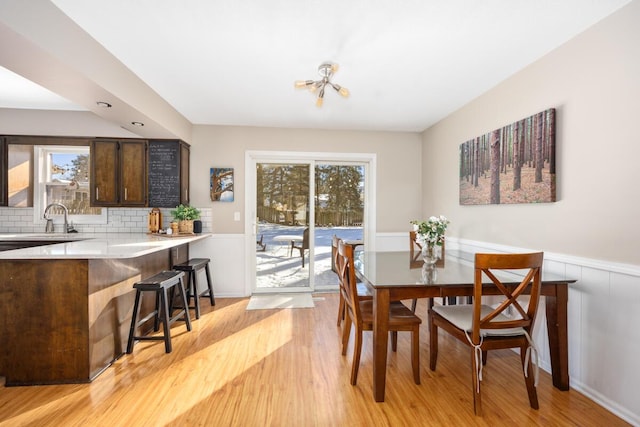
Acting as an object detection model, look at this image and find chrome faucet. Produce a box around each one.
[43,203,70,233]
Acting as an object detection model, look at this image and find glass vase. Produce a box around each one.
[421,263,437,283]
[422,244,438,266]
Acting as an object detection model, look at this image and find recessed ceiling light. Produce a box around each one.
[131,121,144,127]
[96,101,112,108]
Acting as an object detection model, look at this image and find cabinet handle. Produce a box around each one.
[96,187,99,200]
[125,188,128,201]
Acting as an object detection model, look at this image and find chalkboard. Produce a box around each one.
[148,141,180,207]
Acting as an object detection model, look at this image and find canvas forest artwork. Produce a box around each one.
[210,167,234,202]
[459,108,556,205]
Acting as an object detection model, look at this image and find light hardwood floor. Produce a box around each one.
[0,294,629,426]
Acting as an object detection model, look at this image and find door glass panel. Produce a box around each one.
[255,163,310,291]
[313,163,364,290]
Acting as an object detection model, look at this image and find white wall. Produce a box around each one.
[421,2,640,424]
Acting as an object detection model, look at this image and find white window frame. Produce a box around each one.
[33,145,108,227]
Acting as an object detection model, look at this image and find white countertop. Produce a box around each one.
[0,233,211,259]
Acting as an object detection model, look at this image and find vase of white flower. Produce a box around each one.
[411,215,450,265]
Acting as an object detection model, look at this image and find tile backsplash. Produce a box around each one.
[0,207,212,234]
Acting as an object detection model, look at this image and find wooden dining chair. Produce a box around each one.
[428,252,544,416]
[291,227,309,267]
[333,235,371,327]
[256,234,266,252]
[338,240,422,386]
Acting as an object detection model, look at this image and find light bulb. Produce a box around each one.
[295,80,311,88]
[316,96,324,107]
[330,63,339,73]
[309,83,318,93]
[332,84,349,98]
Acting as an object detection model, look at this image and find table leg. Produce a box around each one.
[372,288,390,402]
[545,284,570,390]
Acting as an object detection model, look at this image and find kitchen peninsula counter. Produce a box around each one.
[0,233,211,386]
[0,232,210,259]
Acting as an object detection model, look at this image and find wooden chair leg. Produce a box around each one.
[126,290,143,354]
[471,349,482,416]
[429,313,438,371]
[176,277,192,332]
[341,313,352,356]
[521,345,539,409]
[336,294,345,327]
[159,288,172,353]
[391,331,398,352]
[203,263,215,306]
[350,329,363,385]
[153,291,161,331]
[183,271,201,320]
[412,327,420,384]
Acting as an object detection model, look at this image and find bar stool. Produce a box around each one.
[126,270,191,354]
[173,258,215,319]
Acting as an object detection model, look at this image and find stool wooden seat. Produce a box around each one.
[126,270,191,354]
[173,258,215,319]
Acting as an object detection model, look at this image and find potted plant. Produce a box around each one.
[171,204,201,234]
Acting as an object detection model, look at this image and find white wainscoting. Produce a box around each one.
[193,232,639,425]
[189,234,248,298]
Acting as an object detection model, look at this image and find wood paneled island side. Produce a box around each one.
[0,233,210,386]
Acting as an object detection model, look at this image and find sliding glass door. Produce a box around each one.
[312,163,364,291]
[255,162,311,292]
[247,151,374,295]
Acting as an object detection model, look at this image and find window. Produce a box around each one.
[33,145,107,226]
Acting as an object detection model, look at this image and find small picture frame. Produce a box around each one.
[210,167,234,202]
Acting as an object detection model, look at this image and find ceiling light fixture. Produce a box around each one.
[131,121,144,127]
[96,101,112,108]
[295,62,349,107]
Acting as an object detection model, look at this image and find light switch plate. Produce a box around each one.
[234,212,240,221]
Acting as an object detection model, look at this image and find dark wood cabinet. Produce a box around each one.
[1,135,189,209]
[0,137,7,206]
[90,139,119,206]
[120,140,147,206]
[90,139,147,207]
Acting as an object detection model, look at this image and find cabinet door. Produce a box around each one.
[180,142,190,204]
[0,137,6,206]
[120,140,147,206]
[90,140,119,206]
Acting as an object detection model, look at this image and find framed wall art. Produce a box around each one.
[210,167,234,202]
[459,108,556,205]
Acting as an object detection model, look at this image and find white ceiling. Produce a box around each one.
[0,0,632,134]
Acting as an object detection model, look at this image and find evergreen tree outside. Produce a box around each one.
[256,163,363,226]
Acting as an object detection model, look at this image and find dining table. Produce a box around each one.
[354,250,577,402]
